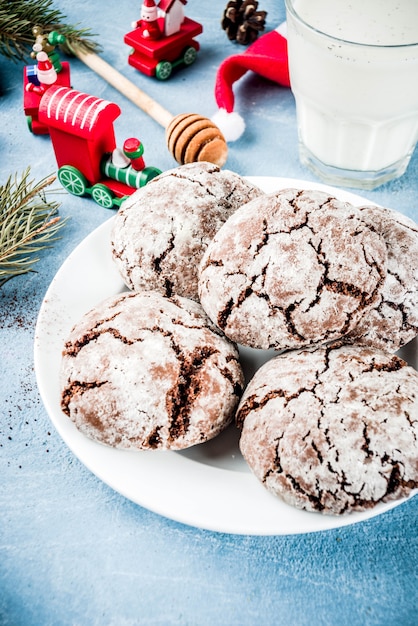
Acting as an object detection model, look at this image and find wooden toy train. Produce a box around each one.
[21,4,204,210]
[25,82,161,209]
[23,28,161,209]
[39,86,161,208]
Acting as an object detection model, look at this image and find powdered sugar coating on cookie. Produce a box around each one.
[60,290,244,451]
[346,205,418,352]
[237,343,418,515]
[110,162,263,301]
[198,188,387,350]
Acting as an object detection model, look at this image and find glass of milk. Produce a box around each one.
[285,0,418,189]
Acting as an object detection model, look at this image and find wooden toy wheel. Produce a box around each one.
[58,166,88,196]
[91,184,115,208]
[156,61,172,80]
[183,46,197,66]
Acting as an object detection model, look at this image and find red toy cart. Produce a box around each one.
[124,16,202,80]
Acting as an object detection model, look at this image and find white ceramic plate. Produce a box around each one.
[34,177,418,535]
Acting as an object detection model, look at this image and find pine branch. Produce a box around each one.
[0,168,68,286]
[0,0,100,63]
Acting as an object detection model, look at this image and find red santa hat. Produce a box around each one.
[212,23,290,141]
[141,0,158,17]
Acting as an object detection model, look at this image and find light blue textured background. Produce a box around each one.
[1,2,417,625]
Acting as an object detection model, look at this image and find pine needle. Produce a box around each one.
[0,0,100,62]
[0,168,67,286]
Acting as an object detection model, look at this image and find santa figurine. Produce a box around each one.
[25,50,57,95]
[132,0,162,40]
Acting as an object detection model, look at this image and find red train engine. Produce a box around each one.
[37,85,161,208]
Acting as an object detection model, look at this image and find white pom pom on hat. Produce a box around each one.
[211,109,246,142]
[212,24,290,142]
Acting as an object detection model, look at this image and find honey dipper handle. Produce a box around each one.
[74,50,174,129]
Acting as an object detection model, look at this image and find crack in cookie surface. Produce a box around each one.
[60,291,244,451]
[345,204,418,351]
[238,343,418,514]
[111,162,263,301]
[198,189,387,350]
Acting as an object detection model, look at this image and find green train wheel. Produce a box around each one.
[58,166,88,197]
[91,184,115,209]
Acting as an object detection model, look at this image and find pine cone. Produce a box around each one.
[221,0,267,45]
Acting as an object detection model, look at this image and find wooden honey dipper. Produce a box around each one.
[74,50,228,167]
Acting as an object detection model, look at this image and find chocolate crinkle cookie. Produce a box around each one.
[60,290,244,451]
[237,342,418,515]
[198,188,387,350]
[345,205,418,353]
[110,162,263,301]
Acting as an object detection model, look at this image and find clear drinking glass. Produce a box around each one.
[285,0,418,189]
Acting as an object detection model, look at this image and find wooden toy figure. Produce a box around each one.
[30,25,67,72]
[25,51,57,95]
[133,0,162,39]
[125,0,203,79]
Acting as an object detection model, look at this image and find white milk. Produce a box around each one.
[293,0,418,46]
[285,0,418,184]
